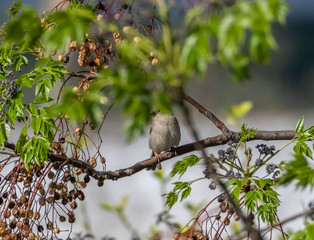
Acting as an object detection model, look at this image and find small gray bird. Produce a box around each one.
[149,112,181,169]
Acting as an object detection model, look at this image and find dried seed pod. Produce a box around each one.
[61,198,68,205]
[220,202,229,213]
[77,181,86,189]
[47,221,53,230]
[100,156,106,163]
[75,128,82,136]
[39,188,45,196]
[19,208,26,218]
[12,208,19,217]
[75,168,82,175]
[37,225,44,232]
[68,211,75,219]
[234,214,240,221]
[20,195,27,204]
[27,210,33,219]
[33,212,40,220]
[17,175,24,182]
[39,198,46,206]
[84,175,90,183]
[77,191,85,201]
[59,216,66,222]
[97,180,104,187]
[47,196,54,204]
[56,183,63,190]
[28,233,35,240]
[224,218,230,226]
[4,210,11,218]
[68,217,76,223]
[9,219,17,229]
[70,201,77,209]
[48,187,55,195]
[69,41,77,51]
[88,158,97,168]
[54,192,61,201]
[48,171,55,179]
[17,221,23,229]
[8,201,15,209]
[57,54,65,62]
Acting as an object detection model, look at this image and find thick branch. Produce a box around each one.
[45,129,295,181]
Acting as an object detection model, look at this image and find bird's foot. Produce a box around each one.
[146,151,162,170]
[170,147,178,156]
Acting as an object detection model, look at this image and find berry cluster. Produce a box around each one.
[0,79,18,106]
[256,144,275,156]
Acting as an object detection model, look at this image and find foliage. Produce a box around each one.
[0,0,313,240]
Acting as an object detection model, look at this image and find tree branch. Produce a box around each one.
[5,129,295,181]
[183,93,230,134]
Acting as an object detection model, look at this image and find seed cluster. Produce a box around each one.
[0,161,90,240]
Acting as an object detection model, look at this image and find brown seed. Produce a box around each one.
[28,232,35,240]
[75,128,82,136]
[8,201,15,209]
[47,221,53,230]
[70,201,78,209]
[224,218,230,226]
[27,210,33,219]
[88,158,97,168]
[77,181,86,189]
[39,188,45,196]
[234,214,240,221]
[59,216,66,222]
[39,198,46,206]
[47,197,54,204]
[12,207,19,217]
[48,171,55,179]
[9,219,17,229]
[9,233,17,240]
[74,168,82,175]
[97,180,104,187]
[54,227,60,234]
[56,183,63,190]
[215,215,221,220]
[19,208,26,218]
[37,225,44,232]
[69,41,77,51]
[17,221,23,229]
[57,54,65,62]
[49,187,55,195]
[4,210,11,218]
[20,195,27,204]
[33,212,40,220]
[68,217,76,223]
[17,175,24,182]
[68,211,75,218]
[77,191,85,201]
[84,175,90,183]
[100,157,106,164]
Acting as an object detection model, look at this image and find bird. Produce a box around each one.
[149,111,181,169]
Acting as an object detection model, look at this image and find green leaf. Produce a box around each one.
[280,154,314,189]
[180,187,191,202]
[295,116,304,133]
[165,191,178,209]
[170,155,200,178]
